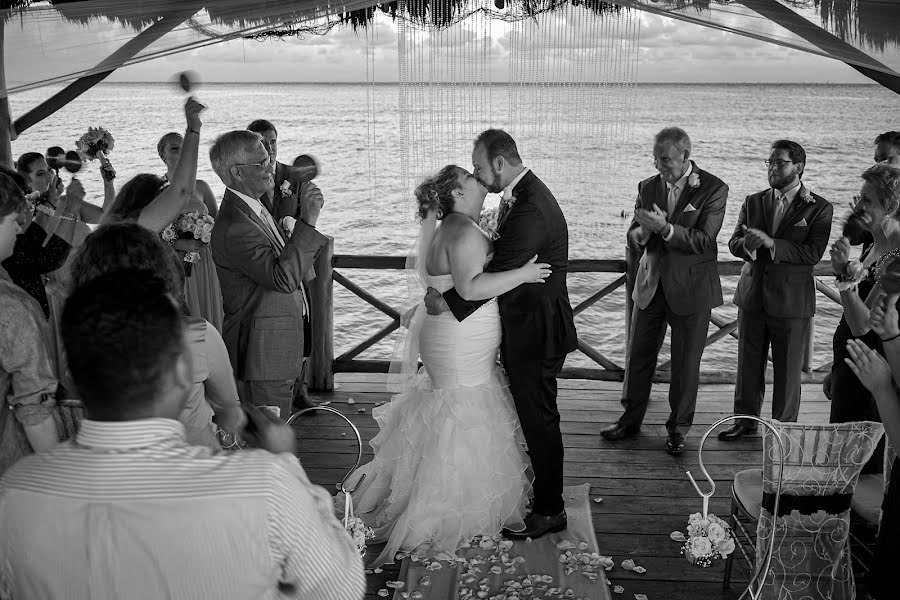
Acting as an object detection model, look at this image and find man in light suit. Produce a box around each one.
[247,119,323,411]
[209,130,327,420]
[601,127,728,455]
[719,140,832,440]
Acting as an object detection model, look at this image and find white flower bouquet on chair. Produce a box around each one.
[671,511,735,567]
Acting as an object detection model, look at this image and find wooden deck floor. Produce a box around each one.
[295,374,831,600]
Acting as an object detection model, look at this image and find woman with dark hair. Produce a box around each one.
[155,130,224,332]
[65,223,245,447]
[0,172,60,476]
[17,150,115,225]
[346,164,549,566]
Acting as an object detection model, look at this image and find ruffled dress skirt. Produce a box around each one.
[347,278,531,567]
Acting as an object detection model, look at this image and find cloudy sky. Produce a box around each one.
[102,12,871,84]
[6,7,877,88]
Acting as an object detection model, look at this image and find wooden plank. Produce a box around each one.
[332,270,401,319]
[572,274,627,316]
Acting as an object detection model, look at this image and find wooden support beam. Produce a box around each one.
[308,237,334,391]
[740,0,900,95]
[334,320,400,364]
[0,20,12,168]
[13,7,199,136]
[576,338,621,371]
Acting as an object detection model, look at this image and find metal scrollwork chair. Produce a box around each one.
[720,419,883,600]
[286,406,367,525]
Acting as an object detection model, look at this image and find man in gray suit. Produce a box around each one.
[209,130,327,420]
[601,127,728,454]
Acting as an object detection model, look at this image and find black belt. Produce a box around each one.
[761,492,853,517]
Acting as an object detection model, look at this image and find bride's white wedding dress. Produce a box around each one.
[347,272,532,567]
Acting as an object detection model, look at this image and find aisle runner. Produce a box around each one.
[388,483,611,600]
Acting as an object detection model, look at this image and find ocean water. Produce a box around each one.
[9,82,900,371]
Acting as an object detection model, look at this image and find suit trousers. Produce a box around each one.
[239,379,296,422]
[503,349,567,517]
[621,285,710,436]
[733,309,810,427]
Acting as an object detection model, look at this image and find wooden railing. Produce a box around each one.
[306,238,838,391]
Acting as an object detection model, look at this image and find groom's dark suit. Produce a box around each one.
[211,189,327,418]
[729,184,832,426]
[444,170,577,516]
[620,163,727,436]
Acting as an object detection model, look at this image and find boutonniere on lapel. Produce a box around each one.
[688,173,701,189]
[279,180,293,198]
[799,185,814,204]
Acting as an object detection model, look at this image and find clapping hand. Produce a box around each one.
[742,225,773,251]
[868,291,900,339]
[845,339,895,395]
[830,236,851,275]
[633,205,669,235]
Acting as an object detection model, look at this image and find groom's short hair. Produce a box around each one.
[209,130,263,185]
[474,129,522,165]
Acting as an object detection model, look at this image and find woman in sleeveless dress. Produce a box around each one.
[347,165,551,566]
[157,131,224,332]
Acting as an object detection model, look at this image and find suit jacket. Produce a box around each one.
[444,170,578,359]
[729,184,833,319]
[628,162,728,316]
[211,190,327,381]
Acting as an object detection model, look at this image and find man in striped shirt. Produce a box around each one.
[0,270,365,600]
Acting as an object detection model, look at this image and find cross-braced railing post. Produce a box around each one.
[309,236,335,391]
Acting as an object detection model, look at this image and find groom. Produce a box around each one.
[426,129,578,539]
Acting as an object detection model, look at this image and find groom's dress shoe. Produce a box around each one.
[502,511,567,540]
[718,424,756,442]
[600,423,639,441]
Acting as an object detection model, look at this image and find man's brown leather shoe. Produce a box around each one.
[600,422,639,441]
[502,511,568,540]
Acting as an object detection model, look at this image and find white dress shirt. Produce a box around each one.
[662,162,693,242]
[747,179,801,261]
[0,419,365,600]
[228,186,286,248]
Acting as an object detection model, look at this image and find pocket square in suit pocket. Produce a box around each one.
[683,203,697,213]
[794,218,808,227]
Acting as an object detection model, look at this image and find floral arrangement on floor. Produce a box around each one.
[335,491,374,556]
[75,126,115,160]
[670,511,735,567]
[479,206,500,240]
[161,211,215,275]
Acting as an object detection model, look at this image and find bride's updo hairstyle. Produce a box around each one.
[415,165,459,220]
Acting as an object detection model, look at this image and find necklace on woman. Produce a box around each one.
[874,247,900,283]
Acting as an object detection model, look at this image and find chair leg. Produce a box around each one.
[723,496,737,589]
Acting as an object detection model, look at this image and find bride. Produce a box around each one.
[346,164,551,566]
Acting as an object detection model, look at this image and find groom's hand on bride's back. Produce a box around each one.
[425,286,449,315]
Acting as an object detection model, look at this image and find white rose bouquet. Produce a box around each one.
[670,511,735,567]
[161,211,215,275]
[334,491,374,556]
[479,206,500,241]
